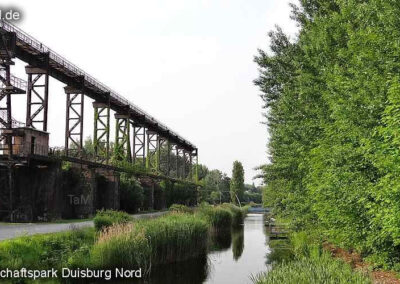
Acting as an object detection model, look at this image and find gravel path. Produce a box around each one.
[0,211,167,241]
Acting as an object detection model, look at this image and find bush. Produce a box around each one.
[120,174,144,213]
[169,204,192,214]
[93,210,133,232]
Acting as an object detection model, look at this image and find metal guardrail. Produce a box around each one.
[0,20,195,149]
[0,110,24,128]
[0,70,27,91]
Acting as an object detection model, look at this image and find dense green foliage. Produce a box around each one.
[93,210,132,232]
[230,161,245,204]
[255,0,400,268]
[119,173,144,213]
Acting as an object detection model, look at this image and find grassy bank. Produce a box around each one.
[0,203,249,279]
[254,230,371,284]
[0,227,95,271]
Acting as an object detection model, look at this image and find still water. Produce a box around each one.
[146,213,270,284]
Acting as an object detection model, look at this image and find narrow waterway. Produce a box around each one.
[146,213,270,284]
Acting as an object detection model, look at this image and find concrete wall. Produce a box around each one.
[0,160,120,222]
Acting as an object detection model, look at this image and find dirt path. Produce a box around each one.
[0,211,167,241]
[323,243,400,284]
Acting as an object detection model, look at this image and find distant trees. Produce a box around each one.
[230,161,244,205]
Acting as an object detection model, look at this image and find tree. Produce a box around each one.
[255,0,400,266]
[230,161,244,205]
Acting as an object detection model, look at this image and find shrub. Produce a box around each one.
[93,210,133,232]
[120,174,144,213]
[169,204,192,214]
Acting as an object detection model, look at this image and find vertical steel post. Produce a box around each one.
[25,55,49,131]
[114,113,131,162]
[93,101,110,163]
[5,64,12,157]
[64,86,84,157]
[166,140,171,177]
[146,130,157,171]
[132,124,146,166]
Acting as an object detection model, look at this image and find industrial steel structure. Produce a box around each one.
[0,20,198,180]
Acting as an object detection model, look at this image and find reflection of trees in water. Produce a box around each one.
[266,239,294,266]
[232,226,244,261]
[208,229,232,252]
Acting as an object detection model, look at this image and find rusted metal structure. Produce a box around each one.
[0,20,198,176]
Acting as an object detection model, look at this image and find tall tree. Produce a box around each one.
[230,161,244,204]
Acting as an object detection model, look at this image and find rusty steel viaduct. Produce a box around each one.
[0,20,199,222]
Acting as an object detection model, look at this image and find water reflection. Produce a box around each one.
[231,226,244,261]
[208,229,232,253]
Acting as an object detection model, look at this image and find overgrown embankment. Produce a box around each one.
[254,229,372,284]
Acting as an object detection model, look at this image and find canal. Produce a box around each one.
[145,213,270,284]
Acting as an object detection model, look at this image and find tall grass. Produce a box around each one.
[90,223,151,271]
[196,205,232,232]
[89,213,208,272]
[253,253,371,284]
[255,229,371,284]
[221,203,245,227]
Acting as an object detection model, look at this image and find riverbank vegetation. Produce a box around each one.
[0,204,248,280]
[255,0,400,273]
[254,230,371,284]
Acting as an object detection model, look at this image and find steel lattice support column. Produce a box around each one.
[65,86,84,157]
[166,140,171,177]
[0,32,16,157]
[176,147,184,179]
[0,64,12,156]
[25,58,49,131]
[114,114,131,162]
[183,150,191,179]
[170,144,178,178]
[132,123,146,166]
[146,130,158,171]
[157,136,167,174]
[192,148,199,181]
[93,101,110,163]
